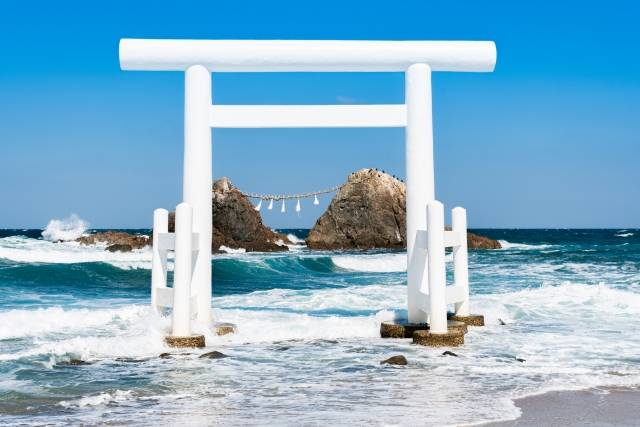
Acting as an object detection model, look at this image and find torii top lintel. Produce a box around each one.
[119,39,496,73]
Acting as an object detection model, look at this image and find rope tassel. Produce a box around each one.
[254,199,262,211]
[281,199,286,213]
[296,199,301,215]
[268,199,274,210]
[313,195,319,205]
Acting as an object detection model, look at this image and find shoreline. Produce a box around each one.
[483,387,640,426]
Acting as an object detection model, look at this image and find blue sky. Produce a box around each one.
[1,0,638,229]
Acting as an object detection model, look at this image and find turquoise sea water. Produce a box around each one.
[0,229,639,425]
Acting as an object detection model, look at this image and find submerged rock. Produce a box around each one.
[199,351,228,359]
[105,243,133,252]
[169,177,290,253]
[307,168,501,250]
[58,358,90,366]
[442,351,458,357]
[76,231,149,251]
[380,355,408,365]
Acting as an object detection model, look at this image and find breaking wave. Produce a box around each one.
[41,214,88,242]
[331,253,406,272]
[498,240,554,250]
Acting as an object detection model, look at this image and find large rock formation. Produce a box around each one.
[306,168,501,250]
[307,169,406,249]
[169,177,290,253]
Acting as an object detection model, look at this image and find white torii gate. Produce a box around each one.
[119,39,496,347]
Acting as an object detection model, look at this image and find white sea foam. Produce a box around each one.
[41,214,89,241]
[286,233,306,245]
[0,236,154,270]
[499,240,553,250]
[615,232,634,237]
[218,245,246,254]
[59,390,134,408]
[332,253,407,272]
[1,279,640,425]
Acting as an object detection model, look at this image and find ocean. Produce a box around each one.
[0,227,639,425]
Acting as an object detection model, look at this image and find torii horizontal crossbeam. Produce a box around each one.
[119,39,496,72]
[209,104,407,128]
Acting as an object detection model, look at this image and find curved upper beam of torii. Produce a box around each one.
[120,39,496,327]
[119,39,496,72]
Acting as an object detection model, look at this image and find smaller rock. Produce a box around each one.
[214,322,236,336]
[77,231,149,251]
[380,355,408,366]
[199,351,228,359]
[498,318,507,325]
[58,358,90,366]
[515,357,526,363]
[442,351,458,357]
[106,243,133,252]
[115,357,150,363]
[159,353,173,359]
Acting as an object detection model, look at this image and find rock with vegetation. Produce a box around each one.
[306,168,501,250]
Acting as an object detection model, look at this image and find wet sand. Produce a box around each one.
[486,387,640,426]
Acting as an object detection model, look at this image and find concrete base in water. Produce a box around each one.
[164,334,206,348]
[413,328,465,347]
[214,322,237,336]
[380,320,468,338]
[448,313,485,326]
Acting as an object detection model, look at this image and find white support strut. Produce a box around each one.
[172,203,194,337]
[151,209,169,312]
[452,207,470,316]
[427,201,448,334]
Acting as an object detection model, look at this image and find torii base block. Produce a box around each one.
[380,320,468,339]
[413,329,465,347]
[448,313,485,327]
[164,334,206,348]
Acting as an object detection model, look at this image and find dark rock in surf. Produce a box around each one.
[58,358,90,366]
[442,351,459,357]
[106,243,134,252]
[380,355,408,366]
[199,351,228,359]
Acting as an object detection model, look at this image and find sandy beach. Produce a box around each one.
[486,387,640,426]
